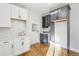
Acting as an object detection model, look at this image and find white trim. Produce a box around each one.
[50,41,67,49]
[70,47,79,53]
[50,41,79,53]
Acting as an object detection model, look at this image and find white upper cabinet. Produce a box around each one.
[0,4,28,27]
[11,4,27,20]
[11,5,20,19]
[20,8,27,20]
[0,4,11,27]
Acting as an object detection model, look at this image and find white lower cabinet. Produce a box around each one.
[0,37,30,56]
[13,37,30,56]
[0,41,13,56]
[21,37,30,53]
[13,39,22,55]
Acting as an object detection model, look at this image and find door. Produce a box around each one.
[0,41,13,56]
[55,20,67,47]
[55,20,67,55]
[31,23,39,44]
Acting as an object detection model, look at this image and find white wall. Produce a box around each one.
[70,3,79,52]
[27,10,42,45]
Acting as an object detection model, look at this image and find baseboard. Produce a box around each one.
[68,49,79,56]
[70,47,79,53]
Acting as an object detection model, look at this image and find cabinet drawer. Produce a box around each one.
[0,40,13,56]
[0,40,11,46]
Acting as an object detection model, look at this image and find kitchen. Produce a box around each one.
[0,3,79,56]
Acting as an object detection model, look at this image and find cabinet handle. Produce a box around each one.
[19,16,21,18]
[4,42,8,44]
[21,38,24,40]
[12,44,14,48]
[22,42,24,45]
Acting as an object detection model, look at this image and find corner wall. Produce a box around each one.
[27,10,42,45]
[70,3,79,52]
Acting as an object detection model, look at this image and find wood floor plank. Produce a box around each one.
[20,43,79,56]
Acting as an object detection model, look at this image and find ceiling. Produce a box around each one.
[16,3,60,14]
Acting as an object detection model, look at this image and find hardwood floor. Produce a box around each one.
[20,43,49,56]
[20,43,79,56]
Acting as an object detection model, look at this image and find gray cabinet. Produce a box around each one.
[40,33,48,44]
[42,15,50,28]
[50,5,70,54]
[50,10,59,20]
[59,6,68,19]
[50,5,70,20]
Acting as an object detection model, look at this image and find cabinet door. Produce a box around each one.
[13,39,22,55]
[50,12,55,20]
[0,41,13,56]
[13,37,30,55]
[21,40,26,53]
[45,15,48,28]
[42,15,49,28]
[24,38,30,52]
[50,10,59,20]
[42,16,45,28]
[20,8,27,20]
[21,37,30,53]
[59,7,68,19]
[11,4,19,19]
[0,4,11,27]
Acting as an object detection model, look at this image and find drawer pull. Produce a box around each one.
[21,38,24,40]
[22,42,24,45]
[4,42,8,43]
